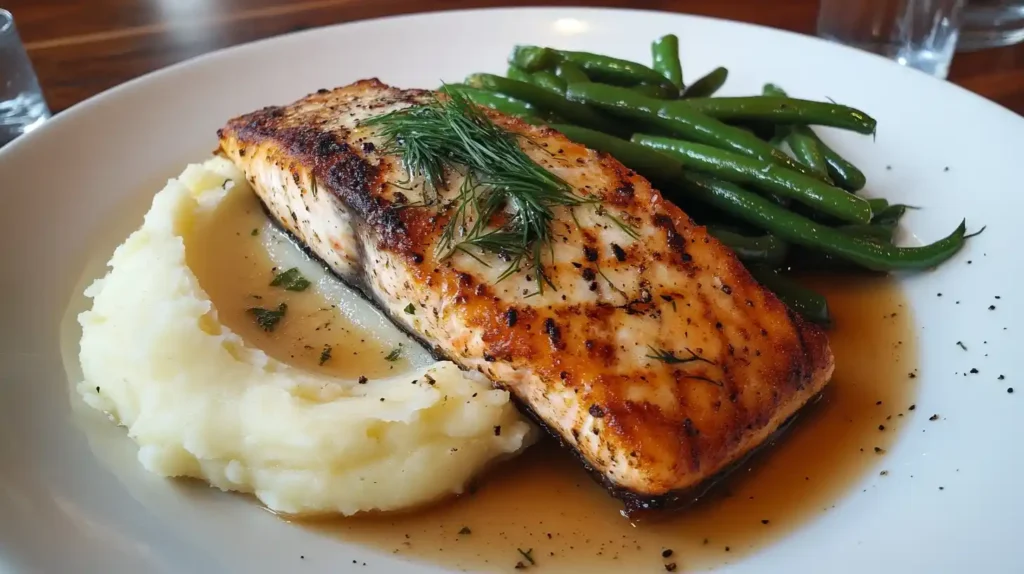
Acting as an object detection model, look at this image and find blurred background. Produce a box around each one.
[2,0,1022,119]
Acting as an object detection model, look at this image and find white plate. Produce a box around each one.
[1,7,1022,573]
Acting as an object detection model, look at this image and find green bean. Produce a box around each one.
[767,129,787,148]
[509,45,557,71]
[682,67,728,98]
[872,204,919,227]
[467,73,627,135]
[443,84,541,119]
[530,70,567,95]
[840,223,896,244]
[785,249,871,273]
[651,34,684,88]
[554,61,590,84]
[555,49,673,88]
[506,65,567,95]
[757,86,831,180]
[550,124,685,186]
[630,83,677,99]
[747,267,832,325]
[633,135,873,223]
[789,127,831,180]
[687,97,877,135]
[564,82,826,180]
[818,136,868,191]
[784,126,832,181]
[764,84,867,191]
[867,197,889,214]
[706,226,789,266]
[673,172,971,271]
[506,64,533,83]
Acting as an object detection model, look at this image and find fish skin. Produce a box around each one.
[217,79,834,513]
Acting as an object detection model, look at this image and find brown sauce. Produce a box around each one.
[184,184,405,378]
[301,274,917,572]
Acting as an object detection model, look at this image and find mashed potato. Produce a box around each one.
[77,157,534,516]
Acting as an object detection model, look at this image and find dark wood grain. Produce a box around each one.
[8,0,1024,114]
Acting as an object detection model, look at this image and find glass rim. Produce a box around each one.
[0,9,12,36]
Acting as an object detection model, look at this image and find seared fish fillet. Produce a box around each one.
[217,79,834,512]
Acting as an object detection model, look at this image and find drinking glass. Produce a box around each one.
[0,9,50,147]
[958,1,1024,50]
[817,0,967,79]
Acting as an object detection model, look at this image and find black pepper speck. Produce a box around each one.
[612,243,627,261]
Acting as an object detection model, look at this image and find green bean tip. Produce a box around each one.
[964,223,986,239]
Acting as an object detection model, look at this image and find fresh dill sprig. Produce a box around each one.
[363,86,591,293]
[596,204,640,240]
[646,346,714,365]
[597,268,627,299]
[647,347,722,386]
[681,374,724,387]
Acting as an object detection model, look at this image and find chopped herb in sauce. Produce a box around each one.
[385,347,403,362]
[458,526,472,535]
[516,548,535,565]
[319,345,332,366]
[404,303,416,315]
[270,267,311,291]
[250,228,259,236]
[248,303,287,332]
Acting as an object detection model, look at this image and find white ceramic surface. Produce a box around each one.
[1,7,1022,573]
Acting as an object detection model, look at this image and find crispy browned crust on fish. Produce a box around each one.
[217,79,835,513]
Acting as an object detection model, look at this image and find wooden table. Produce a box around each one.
[10,0,1024,114]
